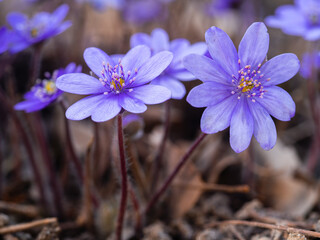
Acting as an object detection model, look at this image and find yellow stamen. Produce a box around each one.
[239,77,254,93]
[111,78,125,91]
[31,28,38,37]
[44,81,56,94]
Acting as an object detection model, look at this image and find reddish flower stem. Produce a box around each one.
[33,113,64,218]
[128,183,142,236]
[60,101,84,182]
[29,42,44,87]
[145,132,207,215]
[59,101,99,208]
[116,114,128,240]
[150,100,171,192]
[0,90,48,210]
[306,42,320,171]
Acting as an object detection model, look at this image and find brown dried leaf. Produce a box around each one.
[167,142,203,219]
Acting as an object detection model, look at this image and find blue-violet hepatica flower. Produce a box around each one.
[56,45,173,122]
[131,28,207,99]
[183,22,299,153]
[15,63,82,113]
[265,0,320,41]
[7,4,71,53]
[300,51,320,79]
[0,27,10,54]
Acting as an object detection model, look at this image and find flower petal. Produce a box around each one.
[83,47,114,78]
[91,94,121,122]
[121,45,151,73]
[133,51,173,86]
[152,76,185,99]
[200,95,237,134]
[230,98,254,153]
[168,70,197,81]
[151,28,170,53]
[14,100,49,113]
[6,12,27,30]
[260,53,300,86]
[187,82,233,107]
[183,54,232,85]
[248,101,277,150]
[119,94,147,113]
[256,86,295,121]
[66,94,106,120]
[205,26,239,76]
[130,84,171,103]
[56,73,106,95]
[130,32,151,48]
[305,28,320,41]
[50,4,69,26]
[238,22,269,69]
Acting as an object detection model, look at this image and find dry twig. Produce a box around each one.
[0,201,40,218]
[0,218,57,235]
[206,220,320,238]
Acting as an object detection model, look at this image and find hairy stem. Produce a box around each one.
[116,114,128,240]
[150,100,171,192]
[60,101,84,182]
[60,100,99,208]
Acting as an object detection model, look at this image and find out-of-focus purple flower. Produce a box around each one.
[131,28,207,99]
[0,27,10,54]
[14,63,81,113]
[265,0,320,41]
[123,114,144,139]
[206,0,240,16]
[56,46,173,122]
[76,0,124,10]
[7,4,71,53]
[300,51,320,79]
[183,22,299,153]
[123,0,173,24]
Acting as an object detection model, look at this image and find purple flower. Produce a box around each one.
[300,51,320,79]
[131,28,207,99]
[14,63,81,113]
[0,27,10,54]
[265,0,320,41]
[123,0,173,24]
[206,0,240,16]
[6,4,71,53]
[56,46,173,122]
[76,0,124,10]
[183,22,299,153]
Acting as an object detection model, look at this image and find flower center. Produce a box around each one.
[31,28,38,37]
[231,60,268,102]
[99,60,137,94]
[32,80,58,102]
[44,80,57,94]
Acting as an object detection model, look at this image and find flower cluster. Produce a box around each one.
[130,28,207,99]
[183,22,299,153]
[56,46,173,122]
[14,63,81,112]
[6,4,71,53]
[265,0,320,41]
